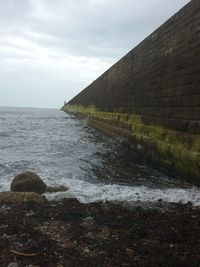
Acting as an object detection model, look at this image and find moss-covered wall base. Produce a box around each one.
[62,104,200,185]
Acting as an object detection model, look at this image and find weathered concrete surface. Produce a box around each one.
[62,0,200,185]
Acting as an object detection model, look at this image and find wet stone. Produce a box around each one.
[10,171,47,194]
[7,263,19,267]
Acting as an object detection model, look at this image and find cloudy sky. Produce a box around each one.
[0,0,190,109]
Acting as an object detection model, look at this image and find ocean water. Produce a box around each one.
[0,106,200,206]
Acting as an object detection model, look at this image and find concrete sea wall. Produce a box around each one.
[62,0,200,185]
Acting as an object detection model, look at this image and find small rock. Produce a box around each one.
[81,216,95,229]
[26,211,35,217]
[0,224,8,229]
[83,247,90,253]
[83,216,95,224]
[46,185,68,193]
[137,144,143,150]
[7,263,19,267]
[86,232,96,240]
[99,226,110,239]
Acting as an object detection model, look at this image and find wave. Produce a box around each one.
[44,179,200,207]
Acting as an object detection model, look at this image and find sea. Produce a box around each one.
[0,106,200,206]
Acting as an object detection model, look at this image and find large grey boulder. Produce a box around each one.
[10,171,47,194]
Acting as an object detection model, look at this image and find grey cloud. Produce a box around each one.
[0,0,191,108]
[1,0,191,59]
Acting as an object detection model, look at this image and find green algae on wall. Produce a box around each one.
[63,104,200,185]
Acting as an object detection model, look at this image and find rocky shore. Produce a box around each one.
[0,196,199,267]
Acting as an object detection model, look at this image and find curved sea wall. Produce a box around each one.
[62,0,200,185]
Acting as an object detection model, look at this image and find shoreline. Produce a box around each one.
[0,197,199,267]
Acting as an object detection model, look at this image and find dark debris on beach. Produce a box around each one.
[0,198,200,267]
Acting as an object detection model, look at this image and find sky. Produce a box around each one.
[0,0,191,109]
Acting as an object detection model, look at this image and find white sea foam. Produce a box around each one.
[44,178,200,206]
